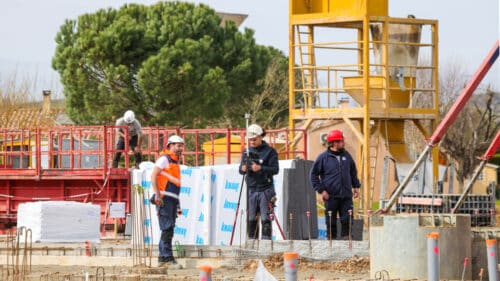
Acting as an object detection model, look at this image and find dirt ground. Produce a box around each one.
[17,255,370,280]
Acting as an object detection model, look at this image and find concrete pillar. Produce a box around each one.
[199,265,212,281]
[486,239,498,281]
[284,252,298,281]
[427,232,439,281]
[370,214,471,279]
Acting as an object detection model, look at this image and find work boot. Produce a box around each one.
[248,220,258,239]
[261,221,272,240]
[164,256,183,269]
[158,256,168,267]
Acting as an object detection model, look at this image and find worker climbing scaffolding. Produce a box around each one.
[113,110,143,169]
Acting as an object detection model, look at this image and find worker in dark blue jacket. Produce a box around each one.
[239,124,279,239]
[310,129,361,240]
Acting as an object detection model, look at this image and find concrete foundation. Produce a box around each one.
[0,240,369,267]
[370,213,471,280]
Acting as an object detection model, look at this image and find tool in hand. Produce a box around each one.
[229,113,251,246]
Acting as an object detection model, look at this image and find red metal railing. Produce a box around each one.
[0,126,129,178]
[0,126,307,227]
[139,127,308,166]
[0,126,308,175]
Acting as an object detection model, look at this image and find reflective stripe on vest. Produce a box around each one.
[160,191,180,200]
[157,150,181,191]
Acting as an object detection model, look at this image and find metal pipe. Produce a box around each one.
[486,239,498,281]
[452,130,500,213]
[348,209,353,250]
[461,257,469,281]
[306,211,312,255]
[380,42,499,213]
[382,146,430,212]
[199,265,212,281]
[289,213,293,251]
[380,156,390,202]
[452,161,487,213]
[284,252,298,281]
[448,163,455,193]
[239,209,244,248]
[328,210,333,251]
[427,232,439,281]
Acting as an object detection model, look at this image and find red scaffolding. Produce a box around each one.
[0,126,307,229]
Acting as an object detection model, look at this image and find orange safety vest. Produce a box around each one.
[157,149,181,193]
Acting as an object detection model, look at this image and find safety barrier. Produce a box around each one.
[139,127,308,166]
[0,126,128,178]
[0,126,307,175]
[0,126,307,228]
[396,194,495,226]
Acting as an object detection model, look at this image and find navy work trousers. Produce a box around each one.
[324,197,353,239]
[156,195,178,258]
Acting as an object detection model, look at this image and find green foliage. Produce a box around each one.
[53,1,287,127]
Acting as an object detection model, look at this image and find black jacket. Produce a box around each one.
[238,141,279,191]
[310,149,361,198]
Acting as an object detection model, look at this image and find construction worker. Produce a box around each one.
[239,124,279,240]
[310,129,361,240]
[151,135,184,267]
[112,110,142,168]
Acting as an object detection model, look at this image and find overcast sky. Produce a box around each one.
[0,0,498,99]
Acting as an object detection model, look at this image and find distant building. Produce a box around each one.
[0,90,73,128]
[216,12,248,27]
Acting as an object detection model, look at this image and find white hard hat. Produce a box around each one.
[123,110,135,124]
[167,135,185,146]
[247,124,263,138]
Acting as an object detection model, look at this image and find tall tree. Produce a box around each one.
[440,89,499,191]
[52,2,286,127]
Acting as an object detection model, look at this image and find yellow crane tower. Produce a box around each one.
[288,0,440,214]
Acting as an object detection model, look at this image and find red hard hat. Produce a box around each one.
[327,130,344,142]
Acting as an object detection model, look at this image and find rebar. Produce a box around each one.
[239,209,244,249]
[328,211,333,252]
[288,213,293,251]
[348,210,353,250]
[306,211,312,255]
[96,266,105,281]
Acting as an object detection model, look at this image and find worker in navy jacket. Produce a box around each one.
[239,124,279,240]
[310,129,361,240]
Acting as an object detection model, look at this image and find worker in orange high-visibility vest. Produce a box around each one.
[151,135,184,268]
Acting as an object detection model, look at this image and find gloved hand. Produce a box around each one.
[150,193,163,206]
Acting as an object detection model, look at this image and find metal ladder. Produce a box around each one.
[295,25,318,108]
[368,122,381,209]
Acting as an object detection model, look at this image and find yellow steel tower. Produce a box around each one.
[288,0,440,214]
